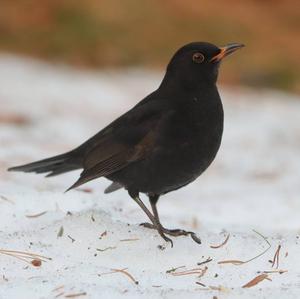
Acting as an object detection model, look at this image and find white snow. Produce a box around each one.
[0,54,300,298]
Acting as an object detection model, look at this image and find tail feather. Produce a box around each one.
[8,152,81,177]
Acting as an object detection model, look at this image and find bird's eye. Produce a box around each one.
[192,52,205,63]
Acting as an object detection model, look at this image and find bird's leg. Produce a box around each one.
[128,190,173,246]
[141,194,201,244]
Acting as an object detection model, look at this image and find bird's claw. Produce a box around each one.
[140,222,173,247]
[140,222,201,244]
[159,232,174,247]
[139,222,154,229]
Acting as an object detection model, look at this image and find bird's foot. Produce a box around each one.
[140,222,201,244]
[140,222,173,247]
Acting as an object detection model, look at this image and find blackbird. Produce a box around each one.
[8,42,244,246]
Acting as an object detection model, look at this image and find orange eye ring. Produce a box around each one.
[192,52,205,63]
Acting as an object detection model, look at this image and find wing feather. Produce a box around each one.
[66,100,170,191]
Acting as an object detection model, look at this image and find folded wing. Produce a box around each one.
[67,100,169,191]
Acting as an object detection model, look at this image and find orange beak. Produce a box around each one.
[210,43,245,62]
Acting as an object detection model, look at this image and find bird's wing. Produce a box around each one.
[67,99,170,191]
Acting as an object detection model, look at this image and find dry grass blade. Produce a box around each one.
[271,244,281,269]
[1,252,33,264]
[25,211,47,218]
[111,268,139,285]
[261,269,287,274]
[166,266,186,273]
[96,246,116,252]
[218,260,244,265]
[64,292,87,298]
[209,285,230,292]
[242,274,270,288]
[197,257,213,266]
[218,230,271,266]
[0,248,51,265]
[210,233,230,249]
[100,268,138,285]
[196,282,206,287]
[170,267,208,278]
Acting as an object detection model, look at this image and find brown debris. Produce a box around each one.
[242,274,270,288]
[197,257,212,266]
[96,246,116,252]
[98,268,139,284]
[166,266,186,273]
[99,231,107,239]
[210,234,230,249]
[31,259,42,267]
[0,114,30,125]
[218,260,244,265]
[57,226,64,238]
[170,266,208,278]
[25,211,47,218]
[260,269,287,274]
[157,245,166,250]
[100,268,139,285]
[209,285,230,292]
[64,292,87,298]
[67,235,76,243]
[271,244,281,269]
[111,268,139,285]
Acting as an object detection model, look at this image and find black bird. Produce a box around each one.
[8,42,244,246]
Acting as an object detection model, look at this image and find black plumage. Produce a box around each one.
[8,42,244,246]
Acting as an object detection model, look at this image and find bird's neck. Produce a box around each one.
[159,74,218,103]
[159,70,218,99]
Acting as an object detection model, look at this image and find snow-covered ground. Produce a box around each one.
[0,55,300,299]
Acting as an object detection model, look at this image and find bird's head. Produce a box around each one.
[163,42,244,90]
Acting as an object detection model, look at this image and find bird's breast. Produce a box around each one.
[139,97,224,193]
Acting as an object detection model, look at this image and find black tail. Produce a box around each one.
[7,151,82,177]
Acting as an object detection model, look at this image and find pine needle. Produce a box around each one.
[218,230,271,266]
[0,248,51,265]
[242,274,270,288]
[210,233,230,249]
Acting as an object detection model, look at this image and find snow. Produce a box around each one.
[0,54,300,298]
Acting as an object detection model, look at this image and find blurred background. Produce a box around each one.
[0,0,299,92]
